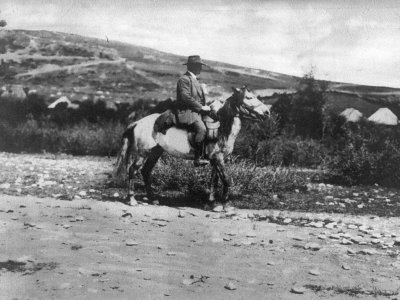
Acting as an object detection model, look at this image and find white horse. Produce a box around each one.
[113,87,270,209]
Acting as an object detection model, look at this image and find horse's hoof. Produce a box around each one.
[128,196,138,206]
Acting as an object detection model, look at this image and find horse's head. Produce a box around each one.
[231,86,270,121]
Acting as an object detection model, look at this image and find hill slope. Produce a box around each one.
[1,29,400,116]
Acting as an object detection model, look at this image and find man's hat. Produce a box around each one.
[183,55,207,66]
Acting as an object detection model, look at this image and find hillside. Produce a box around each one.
[1,29,400,116]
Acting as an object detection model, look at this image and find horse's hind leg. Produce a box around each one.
[126,156,144,205]
[141,145,164,205]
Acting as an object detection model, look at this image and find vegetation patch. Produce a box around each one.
[152,156,307,200]
[305,284,399,297]
[0,153,399,216]
[0,260,58,275]
[0,119,124,156]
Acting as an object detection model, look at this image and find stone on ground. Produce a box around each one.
[291,284,306,294]
[224,282,237,290]
[125,240,139,246]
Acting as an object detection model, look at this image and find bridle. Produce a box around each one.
[235,91,267,121]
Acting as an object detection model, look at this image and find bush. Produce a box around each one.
[153,157,210,195]
[325,121,400,187]
[271,93,292,131]
[291,72,327,138]
[0,119,124,156]
[0,94,48,125]
[152,156,307,198]
[234,112,280,162]
[265,136,326,167]
[235,128,326,168]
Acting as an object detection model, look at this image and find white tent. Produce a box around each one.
[368,108,398,126]
[48,96,71,109]
[340,108,363,122]
[48,96,79,110]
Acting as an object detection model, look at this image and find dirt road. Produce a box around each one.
[1,194,400,300]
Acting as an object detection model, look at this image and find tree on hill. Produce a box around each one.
[271,92,292,131]
[0,10,6,28]
[0,15,6,67]
[290,71,327,139]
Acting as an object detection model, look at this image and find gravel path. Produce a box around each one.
[0,153,400,299]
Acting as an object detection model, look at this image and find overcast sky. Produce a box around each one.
[2,0,400,87]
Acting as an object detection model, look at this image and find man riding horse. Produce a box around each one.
[176,55,211,167]
[114,54,270,208]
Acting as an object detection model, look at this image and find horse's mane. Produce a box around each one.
[149,98,175,114]
[217,95,237,139]
[149,94,239,140]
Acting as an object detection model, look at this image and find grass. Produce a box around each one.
[0,119,124,156]
[152,156,307,206]
[305,284,399,297]
[140,156,400,215]
[1,152,400,216]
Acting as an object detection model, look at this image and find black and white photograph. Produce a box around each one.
[0,0,400,299]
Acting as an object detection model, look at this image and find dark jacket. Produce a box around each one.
[175,72,206,124]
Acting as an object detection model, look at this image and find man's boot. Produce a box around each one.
[194,142,208,167]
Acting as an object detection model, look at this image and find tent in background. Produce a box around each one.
[340,108,363,122]
[48,96,79,110]
[368,108,398,126]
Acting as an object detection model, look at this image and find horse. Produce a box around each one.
[113,86,270,210]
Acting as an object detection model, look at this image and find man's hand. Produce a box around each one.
[201,105,211,112]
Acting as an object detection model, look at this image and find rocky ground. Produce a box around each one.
[1,152,400,299]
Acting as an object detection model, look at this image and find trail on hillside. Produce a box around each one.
[15,58,126,78]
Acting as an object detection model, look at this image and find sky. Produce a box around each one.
[1,0,400,87]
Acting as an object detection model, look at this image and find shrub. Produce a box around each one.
[234,112,280,162]
[291,71,327,138]
[235,129,326,168]
[0,94,48,125]
[271,93,292,131]
[266,137,326,167]
[1,119,124,156]
[152,156,307,199]
[228,160,307,196]
[153,157,209,195]
[325,121,400,187]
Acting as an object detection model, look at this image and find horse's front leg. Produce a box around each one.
[204,165,219,211]
[208,167,218,202]
[211,154,231,210]
[141,145,163,205]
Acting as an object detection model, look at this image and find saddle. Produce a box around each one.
[202,115,220,141]
[154,110,220,142]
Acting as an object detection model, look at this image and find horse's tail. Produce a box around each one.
[113,123,136,186]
